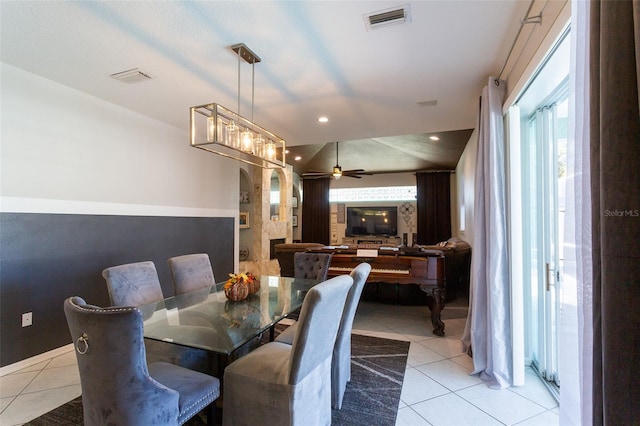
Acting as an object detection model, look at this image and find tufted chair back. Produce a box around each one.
[294,252,332,281]
[274,243,325,277]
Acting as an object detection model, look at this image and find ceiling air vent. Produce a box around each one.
[364,4,411,31]
[417,99,438,107]
[110,68,153,83]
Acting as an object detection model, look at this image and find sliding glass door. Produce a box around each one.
[511,24,569,400]
[523,90,568,393]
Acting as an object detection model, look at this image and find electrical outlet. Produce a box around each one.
[22,312,33,327]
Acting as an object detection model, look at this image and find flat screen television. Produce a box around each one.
[346,206,398,236]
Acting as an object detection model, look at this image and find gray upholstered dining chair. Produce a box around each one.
[276,262,372,409]
[222,275,353,426]
[167,253,216,295]
[274,243,325,277]
[64,296,219,426]
[293,251,332,281]
[282,252,333,322]
[102,260,209,373]
[102,261,163,318]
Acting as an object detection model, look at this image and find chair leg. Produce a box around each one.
[206,402,216,426]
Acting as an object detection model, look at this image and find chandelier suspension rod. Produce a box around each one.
[237,45,241,117]
[235,44,257,122]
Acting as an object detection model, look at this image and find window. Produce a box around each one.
[329,186,416,202]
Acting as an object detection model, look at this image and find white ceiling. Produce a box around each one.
[1,1,529,174]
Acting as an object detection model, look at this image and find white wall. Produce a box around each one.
[454,128,478,246]
[1,63,238,215]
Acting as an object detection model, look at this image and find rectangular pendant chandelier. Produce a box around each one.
[190,43,286,169]
[190,103,286,169]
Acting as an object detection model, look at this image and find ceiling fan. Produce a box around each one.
[301,142,372,180]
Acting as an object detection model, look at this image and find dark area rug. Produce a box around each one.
[26,334,409,426]
[331,334,409,426]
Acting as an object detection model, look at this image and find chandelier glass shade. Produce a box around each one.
[190,43,286,169]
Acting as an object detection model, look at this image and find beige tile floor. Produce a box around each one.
[0,298,559,426]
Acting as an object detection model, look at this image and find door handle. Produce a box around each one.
[545,262,554,292]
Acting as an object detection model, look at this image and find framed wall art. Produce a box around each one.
[239,212,250,229]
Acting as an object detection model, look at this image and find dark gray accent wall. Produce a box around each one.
[0,212,234,367]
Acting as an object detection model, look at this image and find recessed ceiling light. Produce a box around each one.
[429,135,440,141]
[318,116,329,123]
[294,156,302,161]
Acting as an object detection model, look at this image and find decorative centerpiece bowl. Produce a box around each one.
[224,273,258,301]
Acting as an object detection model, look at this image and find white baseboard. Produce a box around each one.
[0,343,75,377]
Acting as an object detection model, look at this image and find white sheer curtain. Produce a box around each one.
[462,77,512,389]
[559,1,592,424]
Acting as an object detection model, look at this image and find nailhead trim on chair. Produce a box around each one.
[72,303,138,314]
[178,392,219,424]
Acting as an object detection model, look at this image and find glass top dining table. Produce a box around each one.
[142,275,319,356]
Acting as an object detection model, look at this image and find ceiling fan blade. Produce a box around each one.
[301,143,370,178]
[301,173,331,179]
[343,171,372,176]
[302,171,330,176]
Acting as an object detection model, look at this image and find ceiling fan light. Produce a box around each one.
[332,165,343,179]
